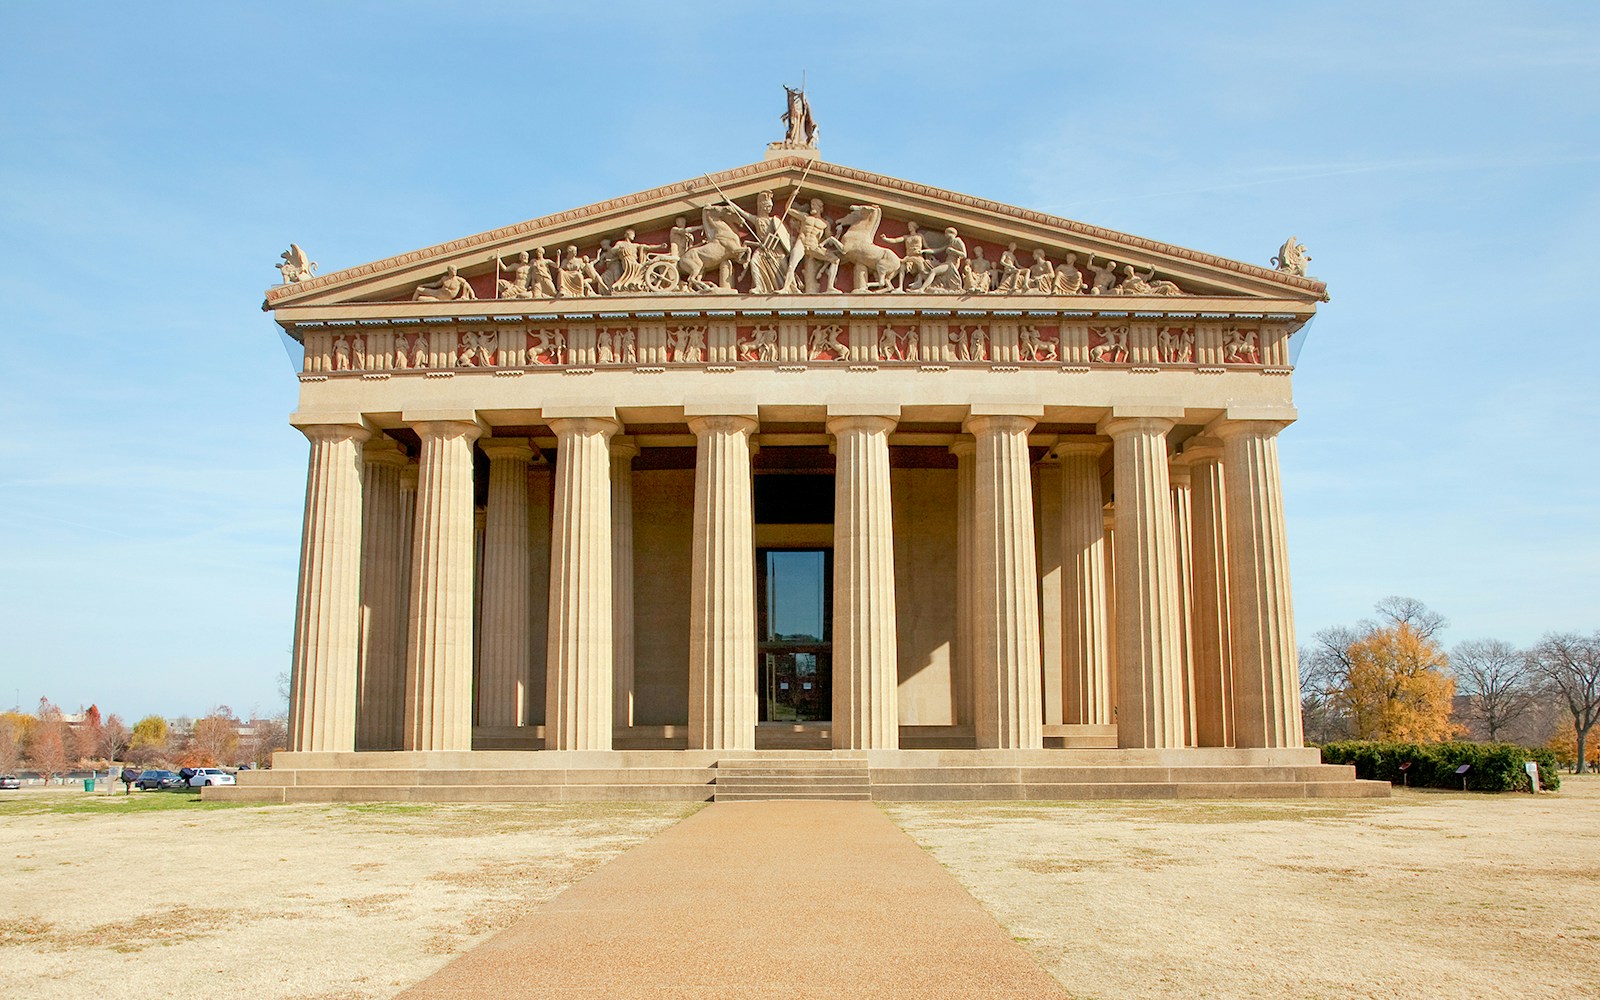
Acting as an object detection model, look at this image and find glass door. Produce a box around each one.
[756,549,832,722]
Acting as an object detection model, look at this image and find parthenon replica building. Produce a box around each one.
[223,100,1383,802]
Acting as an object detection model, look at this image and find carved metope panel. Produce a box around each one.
[1222,327,1261,366]
[1087,325,1130,365]
[808,323,849,362]
[1017,324,1060,362]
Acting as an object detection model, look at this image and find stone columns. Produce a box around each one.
[403,416,483,751]
[1218,419,1303,748]
[1058,441,1113,727]
[828,412,900,750]
[686,415,758,750]
[1181,438,1234,747]
[1101,414,1186,749]
[545,415,620,751]
[1169,463,1197,746]
[965,412,1043,750]
[950,440,976,729]
[1035,456,1064,726]
[610,438,639,730]
[356,436,411,751]
[288,419,370,753]
[477,438,535,728]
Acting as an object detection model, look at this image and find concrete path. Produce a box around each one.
[398,800,1068,998]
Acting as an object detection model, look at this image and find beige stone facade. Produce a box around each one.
[244,149,1358,802]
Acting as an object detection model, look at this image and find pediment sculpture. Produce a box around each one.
[400,193,1198,303]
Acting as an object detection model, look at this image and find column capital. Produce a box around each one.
[609,434,642,460]
[362,435,410,466]
[1176,434,1225,465]
[949,439,976,459]
[687,415,759,438]
[1214,418,1293,440]
[547,415,622,439]
[479,437,536,462]
[826,413,897,436]
[291,414,372,445]
[409,418,485,443]
[1168,464,1193,488]
[1053,436,1109,461]
[964,413,1036,437]
[1099,414,1176,439]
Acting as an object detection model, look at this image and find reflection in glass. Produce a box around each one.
[758,549,831,722]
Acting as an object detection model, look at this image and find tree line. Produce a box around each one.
[0,700,288,782]
[1301,596,1600,773]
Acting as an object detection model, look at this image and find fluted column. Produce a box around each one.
[1169,464,1198,746]
[966,413,1043,750]
[829,412,900,750]
[1218,419,1303,748]
[288,419,370,753]
[403,417,482,751]
[478,438,534,728]
[1181,438,1234,746]
[1036,456,1064,726]
[1104,506,1117,716]
[1102,415,1186,749]
[1058,441,1113,726]
[610,438,639,729]
[526,456,552,724]
[545,415,619,751]
[686,415,758,750]
[356,437,410,751]
[950,440,976,729]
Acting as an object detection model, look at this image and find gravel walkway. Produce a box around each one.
[399,800,1067,998]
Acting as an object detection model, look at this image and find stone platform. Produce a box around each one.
[206,747,1389,803]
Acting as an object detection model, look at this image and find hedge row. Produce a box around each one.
[1318,740,1562,793]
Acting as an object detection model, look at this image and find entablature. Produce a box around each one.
[288,307,1296,378]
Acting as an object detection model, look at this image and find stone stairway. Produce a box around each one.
[713,757,871,801]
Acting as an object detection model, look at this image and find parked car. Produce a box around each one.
[135,769,184,790]
[187,768,236,788]
[0,775,20,790]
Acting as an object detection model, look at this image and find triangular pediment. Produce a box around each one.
[265,157,1327,312]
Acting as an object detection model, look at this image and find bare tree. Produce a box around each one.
[1452,639,1533,741]
[1528,631,1600,774]
[26,699,70,783]
[1299,625,1360,743]
[245,718,288,767]
[98,715,130,761]
[1373,596,1448,641]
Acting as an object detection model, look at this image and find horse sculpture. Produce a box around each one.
[677,204,747,293]
[834,205,902,292]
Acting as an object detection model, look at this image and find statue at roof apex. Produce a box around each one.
[1272,236,1311,277]
[781,84,818,148]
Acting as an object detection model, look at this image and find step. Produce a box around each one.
[714,790,873,801]
[717,774,868,785]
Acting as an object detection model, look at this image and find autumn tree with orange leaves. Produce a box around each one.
[1336,623,1459,741]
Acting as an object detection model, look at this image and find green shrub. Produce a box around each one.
[1318,740,1562,793]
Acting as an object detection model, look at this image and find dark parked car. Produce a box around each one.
[0,775,20,790]
[134,769,184,790]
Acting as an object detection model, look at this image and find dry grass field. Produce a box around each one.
[3,779,1597,998]
[886,775,1600,999]
[0,792,697,999]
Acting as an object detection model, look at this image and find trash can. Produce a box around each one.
[83,779,95,792]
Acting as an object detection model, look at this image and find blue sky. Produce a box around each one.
[1,4,1596,720]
